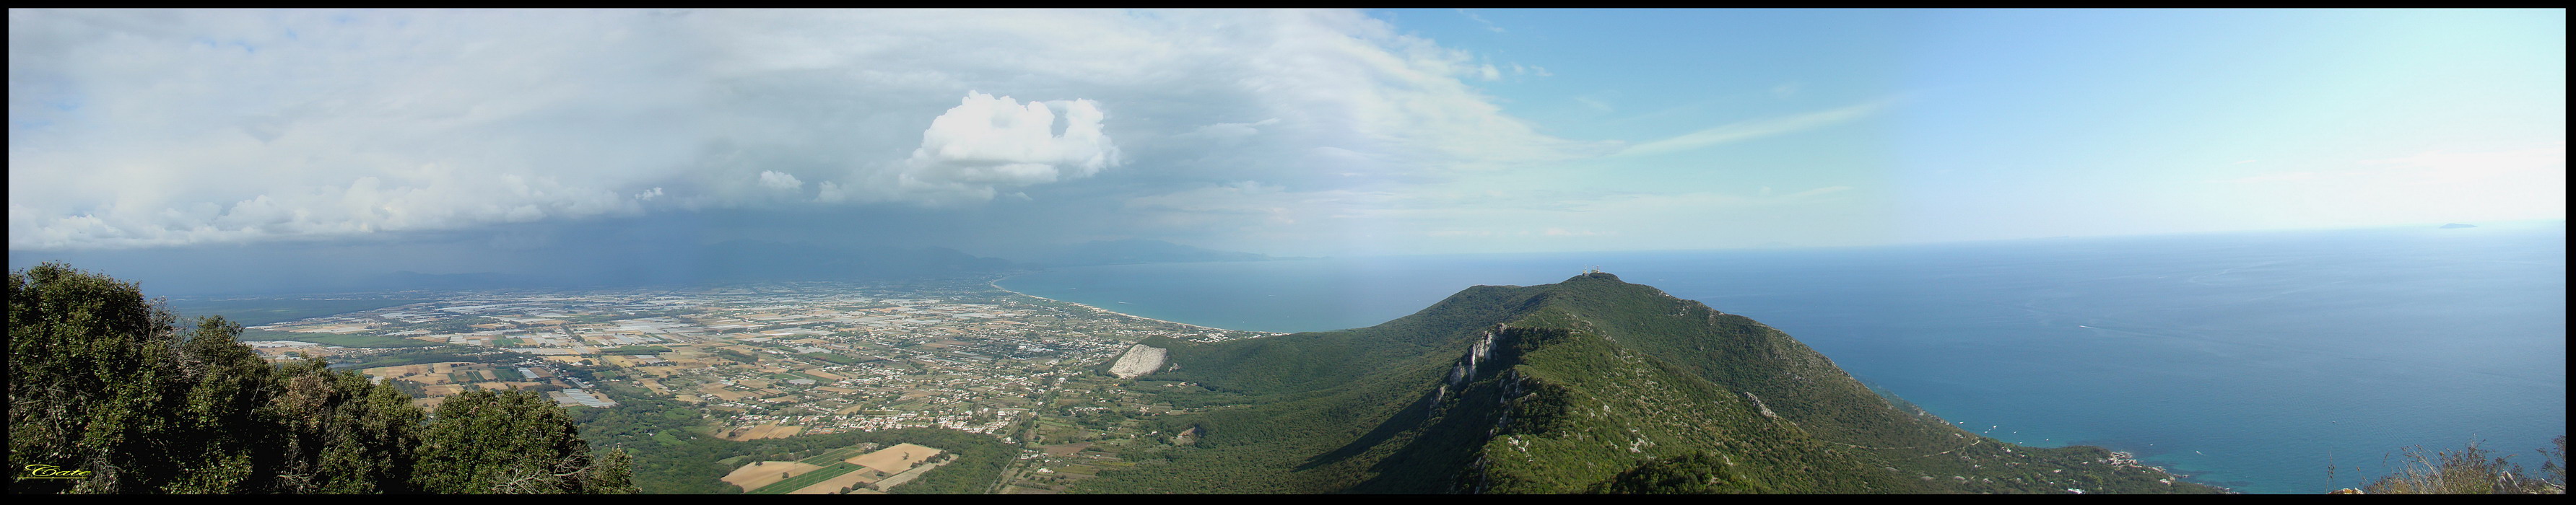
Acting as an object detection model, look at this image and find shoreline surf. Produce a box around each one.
[988,274,1279,336]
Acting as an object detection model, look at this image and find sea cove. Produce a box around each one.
[1001,222,2568,493]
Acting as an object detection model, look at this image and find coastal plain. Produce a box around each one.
[189,274,1266,493]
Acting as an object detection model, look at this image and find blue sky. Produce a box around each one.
[1377,9,2564,248]
[8,9,2565,284]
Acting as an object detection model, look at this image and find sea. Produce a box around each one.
[998,221,2568,493]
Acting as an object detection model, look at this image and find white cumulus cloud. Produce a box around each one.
[887,92,1121,203]
[758,170,805,191]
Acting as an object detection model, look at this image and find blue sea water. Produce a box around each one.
[1000,221,2567,493]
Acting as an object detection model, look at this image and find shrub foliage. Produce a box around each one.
[7,263,632,493]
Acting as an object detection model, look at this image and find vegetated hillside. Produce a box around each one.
[7,263,633,494]
[1074,272,2224,493]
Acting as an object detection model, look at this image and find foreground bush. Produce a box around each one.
[7,262,631,493]
[2353,436,2565,494]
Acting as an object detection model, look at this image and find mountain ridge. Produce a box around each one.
[1076,272,2222,493]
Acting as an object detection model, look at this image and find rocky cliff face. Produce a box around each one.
[1439,325,1510,402]
[1109,343,1168,379]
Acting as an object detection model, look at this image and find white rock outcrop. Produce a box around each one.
[1108,343,1168,379]
[1448,326,1505,387]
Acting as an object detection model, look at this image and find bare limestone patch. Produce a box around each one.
[1108,343,1167,379]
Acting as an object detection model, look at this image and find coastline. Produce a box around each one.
[986,274,1266,335]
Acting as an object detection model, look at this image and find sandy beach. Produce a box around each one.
[986,278,1256,335]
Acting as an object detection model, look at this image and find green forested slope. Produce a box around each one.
[7,263,632,493]
[1076,272,2223,493]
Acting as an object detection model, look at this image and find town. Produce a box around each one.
[225,274,1272,493]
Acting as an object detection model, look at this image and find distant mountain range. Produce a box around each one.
[1072,273,2222,493]
[1028,239,1276,267]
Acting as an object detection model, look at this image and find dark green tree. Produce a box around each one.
[266,359,426,493]
[1587,452,1770,493]
[160,315,280,493]
[9,262,196,493]
[8,263,631,494]
[415,390,632,493]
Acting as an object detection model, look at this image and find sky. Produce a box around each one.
[7,9,2567,291]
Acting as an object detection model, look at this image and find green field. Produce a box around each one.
[796,446,869,466]
[749,462,865,494]
[237,328,440,348]
[166,298,431,327]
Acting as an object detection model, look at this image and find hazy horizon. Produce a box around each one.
[9,218,2562,298]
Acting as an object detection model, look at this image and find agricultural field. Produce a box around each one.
[715,442,951,494]
[720,423,806,441]
[359,361,569,410]
[787,466,887,494]
[750,462,866,493]
[848,443,941,473]
[721,461,823,492]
